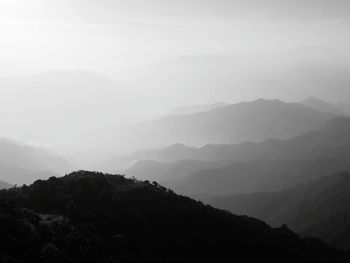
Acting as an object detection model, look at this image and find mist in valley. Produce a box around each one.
[1,1,350,262]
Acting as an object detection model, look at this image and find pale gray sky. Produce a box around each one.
[0,0,350,164]
[0,0,349,75]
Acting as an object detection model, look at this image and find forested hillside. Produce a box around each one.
[0,171,348,262]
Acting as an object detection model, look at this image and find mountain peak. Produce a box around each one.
[301,97,344,115]
[303,96,327,103]
[254,98,284,104]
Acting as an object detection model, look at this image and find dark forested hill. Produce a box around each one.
[207,172,350,250]
[0,171,348,263]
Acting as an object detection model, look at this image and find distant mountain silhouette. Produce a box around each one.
[0,70,145,161]
[335,103,350,115]
[0,171,347,262]
[127,50,350,107]
[125,159,231,182]
[167,157,350,195]
[102,143,250,172]
[99,143,197,172]
[207,172,350,250]
[168,102,229,115]
[300,97,345,115]
[133,99,337,149]
[124,117,350,195]
[0,138,70,185]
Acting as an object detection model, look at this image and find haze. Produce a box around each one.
[3,2,350,261]
[0,0,350,166]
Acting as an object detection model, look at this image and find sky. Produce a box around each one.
[0,0,350,164]
[0,0,349,75]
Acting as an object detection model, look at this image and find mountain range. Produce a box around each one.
[1,95,350,260]
[126,49,350,106]
[300,97,346,115]
[0,138,70,185]
[103,98,340,172]
[206,171,350,250]
[123,116,350,195]
[134,99,336,149]
[167,102,229,115]
[0,70,149,163]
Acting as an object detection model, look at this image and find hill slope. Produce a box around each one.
[166,157,350,195]
[207,172,350,250]
[134,99,336,149]
[0,171,348,262]
[300,97,345,115]
[0,71,146,161]
[0,138,70,185]
[106,114,349,174]
[125,159,232,182]
[125,117,350,195]
[168,102,229,115]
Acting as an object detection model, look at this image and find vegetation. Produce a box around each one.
[0,171,348,262]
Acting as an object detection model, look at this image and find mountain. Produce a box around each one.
[0,138,70,185]
[100,142,256,172]
[335,103,350,115]
[0,70,147,163]
[125,159,232,182]
[98,143,198,172]
[300,97,345,115]
[207,172,350,250]
[122,117,350,195]
[134,99,336,149]
[0,171,347,262]
[165,157,350,195]
[168,102,229,115]
[125,50,350,107]
[0,164,57,186]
